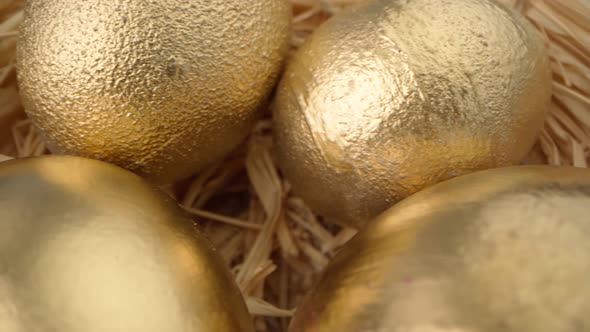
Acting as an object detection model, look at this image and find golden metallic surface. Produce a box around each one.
[0,156,254,332]
[17,0,291,184]
[290,166,590,332]
[274,0,552,228]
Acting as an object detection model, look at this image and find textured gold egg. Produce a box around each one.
[290,166,590,332]
[17,0,291,184]
[274,0,551,228]
[0,156,254,332]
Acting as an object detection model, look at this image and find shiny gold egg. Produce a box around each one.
[274,0,552,228]
[290,166,590,332]
[0,156,254,332]
[17,0,291,184]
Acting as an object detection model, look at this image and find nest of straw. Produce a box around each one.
[0,0,589,331]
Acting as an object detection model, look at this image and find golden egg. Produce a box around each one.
[290,166,590,332]
[17,0,291,184]
[0,156,254,332]
[274,0,551,228]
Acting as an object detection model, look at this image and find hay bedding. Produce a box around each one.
[0,0,589,330]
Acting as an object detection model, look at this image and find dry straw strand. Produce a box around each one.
[1,0,589,331]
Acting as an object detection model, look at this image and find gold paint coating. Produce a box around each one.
[17,0,291,184]
[0,155,254,332]
[290,165,590,332]
[274,0,552,228]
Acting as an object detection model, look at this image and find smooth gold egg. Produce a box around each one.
[290,166,590,332]
[274,0,552,228]
[17,0,291,184]
[0,156,254,332]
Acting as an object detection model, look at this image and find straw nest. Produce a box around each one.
[0,0,589,331]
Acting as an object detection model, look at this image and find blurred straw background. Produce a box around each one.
[0,0,589,331]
